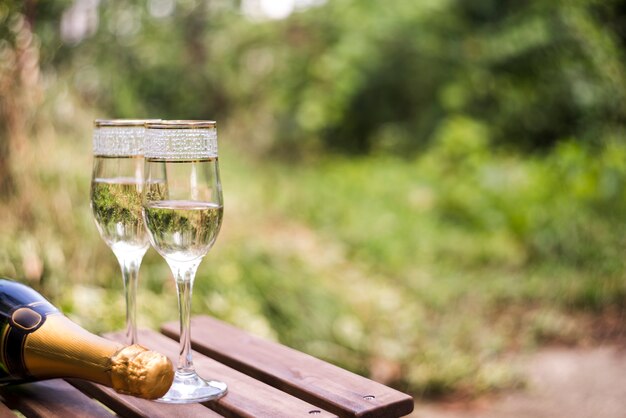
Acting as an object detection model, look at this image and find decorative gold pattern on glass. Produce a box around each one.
[93,119,158,157]
[145,120,218,160]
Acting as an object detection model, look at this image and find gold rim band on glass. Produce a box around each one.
[146,120,217,129]
[94,119,160,127]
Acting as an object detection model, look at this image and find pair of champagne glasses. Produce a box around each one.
[90,119,226,404]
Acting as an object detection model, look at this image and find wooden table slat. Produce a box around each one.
[0,379,115,418]
[66,378,223,418]
[107,329,338,418]
[162,316,414,418]
[0,398,18,418]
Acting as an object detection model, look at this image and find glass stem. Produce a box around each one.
[169,260,200,374]
[116,254,144,345]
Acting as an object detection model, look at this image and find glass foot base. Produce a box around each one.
[156,371,227,404]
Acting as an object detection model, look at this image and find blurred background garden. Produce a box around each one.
[2,0,626,402]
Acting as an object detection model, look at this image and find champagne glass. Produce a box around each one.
[142,120,227,403]
[90,119,156,345]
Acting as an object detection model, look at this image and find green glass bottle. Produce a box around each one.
[0,278,174,399]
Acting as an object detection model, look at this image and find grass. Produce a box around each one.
[1,111,626,398]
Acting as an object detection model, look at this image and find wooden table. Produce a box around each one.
[0,316,414,417]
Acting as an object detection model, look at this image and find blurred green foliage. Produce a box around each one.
[1,0,626,399]
[28,0,626,154]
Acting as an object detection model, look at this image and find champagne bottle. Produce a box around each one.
[0,278,174,399]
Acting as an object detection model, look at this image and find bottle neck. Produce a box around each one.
[22,313,122,386]
[21,313,174,398]
[0,279,173,399]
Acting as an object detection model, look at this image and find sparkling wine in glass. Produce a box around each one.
[90,119,156,345]
[143,120,227,403]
